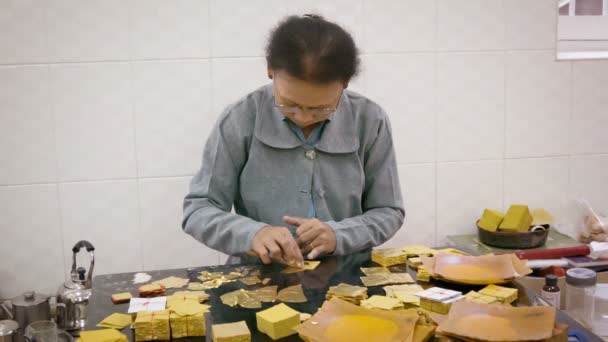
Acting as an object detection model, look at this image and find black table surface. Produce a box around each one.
[85,252,604,342]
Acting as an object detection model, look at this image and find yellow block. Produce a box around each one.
[212,321,251,342]
[478,209,504,232]
[134,310,170,342]
[478,285,518,304]
[169,301,210,338]
[499,205,533,232]
[416,266,431,282]
[420,298,454,315]
[256,303,300,340]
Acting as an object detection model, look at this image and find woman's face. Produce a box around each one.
[271,70,344,130]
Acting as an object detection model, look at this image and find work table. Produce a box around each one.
[86,252,603,342]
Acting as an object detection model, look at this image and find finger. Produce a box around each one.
[275,233,304,267]
[252,245,271,264]
[297,226,322,246]
[307,236,327,260]
[295,220,316,237]
[300,243,313,255]
[264,240,282,260]
[283,215,307,226]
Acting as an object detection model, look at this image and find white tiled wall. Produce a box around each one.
[1,0,608,299]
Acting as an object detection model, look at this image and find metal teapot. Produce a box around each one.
[56,241,94,331]
[0,292,51,342]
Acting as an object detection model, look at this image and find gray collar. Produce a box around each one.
[254,84,360,153]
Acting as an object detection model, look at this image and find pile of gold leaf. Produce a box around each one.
[239,276,261,286]
[220,286,278,309]
[371,248,408,267]
[361,272,414,287]
[326,283,368,305]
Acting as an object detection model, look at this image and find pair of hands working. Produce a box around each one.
[250,216,337,267]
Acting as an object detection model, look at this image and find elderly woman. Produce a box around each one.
[183,14,404,266]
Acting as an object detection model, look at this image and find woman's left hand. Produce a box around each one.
[283,216,337,259]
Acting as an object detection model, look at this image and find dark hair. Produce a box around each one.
[266,14,360,84]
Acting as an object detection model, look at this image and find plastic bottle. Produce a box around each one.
[566,268,597,329]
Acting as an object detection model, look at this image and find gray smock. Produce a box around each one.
[182,84,404,264]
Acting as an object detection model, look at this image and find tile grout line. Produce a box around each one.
[47,60,68,282]
[433,0,439,247]
[567,60,575,202]
[207,0,221,265]
[126,5,145,272]
[501,0,508,211]
[0,50,563,68]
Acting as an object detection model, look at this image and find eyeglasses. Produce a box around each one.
[273,89,342,118]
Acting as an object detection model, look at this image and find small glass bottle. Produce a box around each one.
[541,274,561,309]
[565,268,597,329]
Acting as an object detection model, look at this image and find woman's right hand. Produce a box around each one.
[251,226,304,267]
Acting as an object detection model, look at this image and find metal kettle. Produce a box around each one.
[56,241,94,331]
[0,292,51,342]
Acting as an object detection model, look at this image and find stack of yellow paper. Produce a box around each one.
[256,303,300,340]
[402,245,436,257]
[384,284,424,306]
[168,293,199,305]
[407,257,423,268]
[372,248,408,267]
[173,290,210,303]
[415,287,465,315]
[478,284,518,304]
[212,321,251,342]
[361,295,404,310]
[96,313,133,329]
[134,310,170,342]
[79,329,128,342]
[465,291,498,305]
[326,283,368,305]
[416,266,431,282]
[168,300,210,338]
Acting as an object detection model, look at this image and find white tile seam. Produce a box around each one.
[567,60,575,202]
[206,0,220,265]
[126,3,145,272]
[433,0,439,247]
[46,60,67,282]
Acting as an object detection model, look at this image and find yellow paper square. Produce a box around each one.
[80,329,128,342]
[96,313,133,329]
